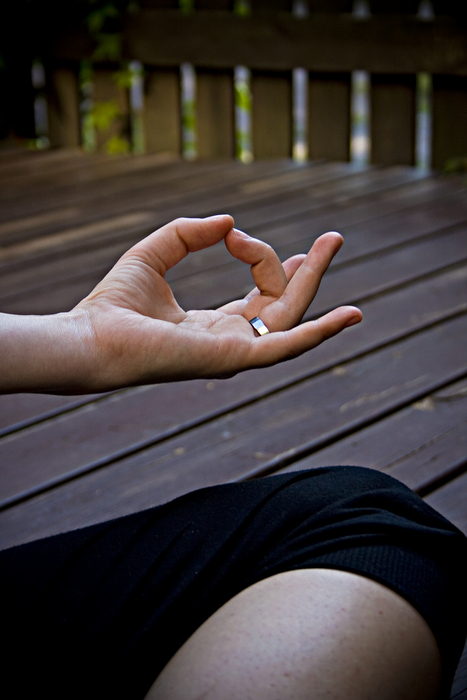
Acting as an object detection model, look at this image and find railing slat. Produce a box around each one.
[371,74,416,167]
[197,69,234,158]
[252,71,292,159]
[49,11,466,75]
[308,74,351,162]
[46,68,80,149]
[144,68,181,155]
[432,75,467,170]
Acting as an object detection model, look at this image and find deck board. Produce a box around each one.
[0,151,465,697]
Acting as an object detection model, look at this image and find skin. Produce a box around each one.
[0,215,362,394]
[146,569,442,700]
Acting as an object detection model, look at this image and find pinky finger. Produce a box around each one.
[245,306,363,368]
[297,305,362,348]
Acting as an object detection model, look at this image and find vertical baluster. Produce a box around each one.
[350,0,371,167]
[234,0,253,163]
[293,68,308,162]
[352,0,370,20]
[180,0,197,159]
[415,1,434,171]
[350,70,371,167]
[31,59,50,149]
[415,73,432,171]
[417,0,434,21]
[292,0,308,163]
[180,63,197,160]
[129,60,145,155]
[234,66,253,163]
[79,60,96,153]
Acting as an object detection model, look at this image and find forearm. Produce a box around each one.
[0,310,96,394]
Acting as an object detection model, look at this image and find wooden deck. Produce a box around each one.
[0,149,466,698]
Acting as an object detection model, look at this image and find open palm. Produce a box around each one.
[76,215,361,389]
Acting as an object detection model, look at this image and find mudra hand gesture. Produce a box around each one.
[0,215,361,394]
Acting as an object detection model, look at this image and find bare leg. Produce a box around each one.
[146,568,442,700]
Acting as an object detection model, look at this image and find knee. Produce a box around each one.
[146,569,442,700]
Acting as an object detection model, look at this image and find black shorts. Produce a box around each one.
[1,466,466,699]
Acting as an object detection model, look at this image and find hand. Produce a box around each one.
[0,215,361,394]
[72,215,362,390]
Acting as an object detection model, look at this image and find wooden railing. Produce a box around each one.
[40,1,467,169]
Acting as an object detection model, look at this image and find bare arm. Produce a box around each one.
[0,215,362,394]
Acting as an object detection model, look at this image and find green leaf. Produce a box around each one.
[443,157,467,174]
[92,33,122,61]
[113,68,133,89]
[90,100,121,131]
[234,0,251,17]
[86,4,119,34]
[105,135,130,154]
[79,60,94,85]
[179,0,194,13]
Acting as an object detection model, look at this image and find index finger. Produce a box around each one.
[128,215,235,276]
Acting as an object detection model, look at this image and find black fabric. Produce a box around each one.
[1,466,466,699]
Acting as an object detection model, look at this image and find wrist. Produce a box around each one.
[0,309,98,394]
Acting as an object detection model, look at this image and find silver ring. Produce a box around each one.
[249,317,270,336]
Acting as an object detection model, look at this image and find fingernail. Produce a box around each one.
[207,214,234,223]
[344,315,362,329]
[234,228,250,239]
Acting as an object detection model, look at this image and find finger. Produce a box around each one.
[283,253,307,279]
[218,253,307,316]
[244,305,362,369]
[243,253,307,302]
[225,229,288,299]
[279,232,343,317]
[258,232,344,330]
[125,215,235,276]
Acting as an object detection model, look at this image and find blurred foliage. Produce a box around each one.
[234,79,251,112]
[0,0,136,142]
[233,0,251,16]
[179,0,194,12]
[182,100,196,133]
[0,1,129,67]
[443,157,467,174]
[105,134,130,153]
[113,66,134,88]
[89,100,122,130]
[85,0,140,60]
[92,33,123,61]
[83,2,137,153]
[86,1,120,33]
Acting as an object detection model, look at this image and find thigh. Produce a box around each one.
[146,568,442,700]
